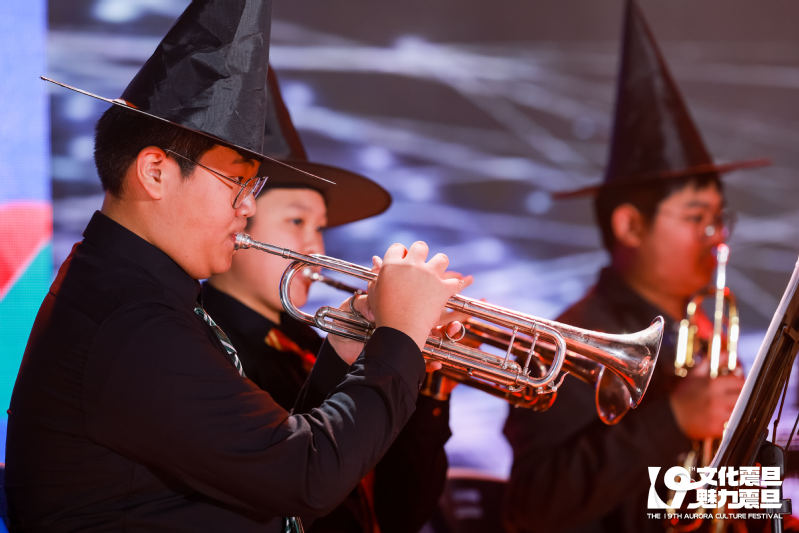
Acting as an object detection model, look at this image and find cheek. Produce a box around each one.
[183,192,230,240]
[312,232,325,254]
[695,246,718,280]
[663,239,714,289]
[236,250,282,289]
[288,278,310,308]
[208,221,238,274]
[271,259,313,314]
[264,256,292,294]
[272,228,305,251]
[257,254,299,309]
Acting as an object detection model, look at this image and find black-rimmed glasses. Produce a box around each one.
[659,207,737,240]
[164,149,267,208]
[703,209,737,239]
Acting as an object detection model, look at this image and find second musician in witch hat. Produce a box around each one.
[204,65,455,532]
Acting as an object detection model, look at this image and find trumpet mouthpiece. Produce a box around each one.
[716,243,730,263]
[234,233,252,250]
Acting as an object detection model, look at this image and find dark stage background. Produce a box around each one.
[44,0,799,480]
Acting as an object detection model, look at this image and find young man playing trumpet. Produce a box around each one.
[503,2,751,532]
[5,2,464,531]
[203,66,455,533]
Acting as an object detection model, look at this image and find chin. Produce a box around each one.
[686,278,711,297]
[289,287,310,309]
[292,294,309,309]
[209,256,234,278]
[698,268,715,288]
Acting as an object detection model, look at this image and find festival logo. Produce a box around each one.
[647,465,783,521]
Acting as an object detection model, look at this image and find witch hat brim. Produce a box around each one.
[259,159,391,227]
[555,158,771,199]
[42,77,334,186]
[257,65,390,226]
[555,0,769,199]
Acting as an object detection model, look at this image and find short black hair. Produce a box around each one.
[94,105,218,196]
[594,173,723,252]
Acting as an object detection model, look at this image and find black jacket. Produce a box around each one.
[503,267,690,533]
[202,280,452,533]
[6,211,426,532]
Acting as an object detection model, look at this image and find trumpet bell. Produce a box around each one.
[595,370,633,425]
[465,316,663,424]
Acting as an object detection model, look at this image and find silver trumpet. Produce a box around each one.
[235,233,664,422]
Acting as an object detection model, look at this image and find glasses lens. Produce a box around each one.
[722,210,737,238]
[250,177,268,199]
[232,177,268,208]
[704,210,736,239]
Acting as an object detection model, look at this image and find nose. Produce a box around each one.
[303,230,325,256]
[237,190,256,218]
[704,210,735,244]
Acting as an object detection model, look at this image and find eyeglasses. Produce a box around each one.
[658,208,737,240]
[164,149,267,208]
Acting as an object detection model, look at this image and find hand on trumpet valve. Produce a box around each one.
[328,291,470,368]
[425,320,469,372]
[668,357,745,441]
[417,272,475,395]
[326,242,466,362]
[427,270,478,360]
[368,242,465,351]
[325,293,372,365]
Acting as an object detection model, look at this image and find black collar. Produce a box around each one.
[83,210,201,307]
[201,281,277,340]
[594,266,678,332]
[201,282,323,353]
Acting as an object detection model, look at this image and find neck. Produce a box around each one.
[612,249,688,321]
[622,272,688,322]
[101,193,156,246]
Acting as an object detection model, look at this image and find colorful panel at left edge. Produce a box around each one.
[0,0,51,465]
[0,203,52,463]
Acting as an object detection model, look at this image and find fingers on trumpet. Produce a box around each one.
[369,241,463,350]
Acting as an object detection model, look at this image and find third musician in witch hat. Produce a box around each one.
[503,1,760,531]
[203,65,456,533]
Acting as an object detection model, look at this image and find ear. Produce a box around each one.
[132,146,169,200]
[611,203,647,248]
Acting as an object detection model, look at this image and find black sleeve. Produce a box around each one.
[293,337,351,413]
[85,303,426,521]
[502,376,690,532]
[373,394,452,533]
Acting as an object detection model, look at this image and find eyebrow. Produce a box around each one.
[282,202,328,221]
[230,156,258,169]
[283,202,322,212]
[680,199,725,209]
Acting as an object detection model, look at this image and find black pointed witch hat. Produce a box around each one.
[43,0,331,185]
[258,65,391,227]
[557,0,768,198]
